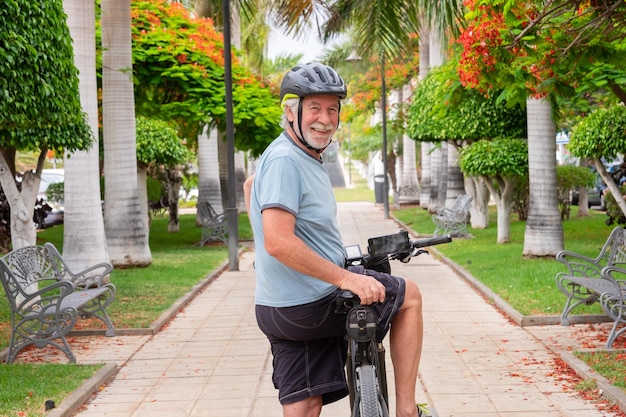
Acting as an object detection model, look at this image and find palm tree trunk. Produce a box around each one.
[430,143,446,209]
[101,0,151,266]
[398,83,420,203]
[418,27,431,209]
[62,0,109,270]
[197,127,224,222]
[445,145,464,207]
[523,98,563,256]
[420,142,432,209]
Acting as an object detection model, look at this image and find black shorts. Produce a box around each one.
[255,266,406,405]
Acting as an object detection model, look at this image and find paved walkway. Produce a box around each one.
[26,201,624,417]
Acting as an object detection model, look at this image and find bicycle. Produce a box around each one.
[336,230,452,417]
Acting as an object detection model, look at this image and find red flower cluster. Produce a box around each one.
[457,3,505,90]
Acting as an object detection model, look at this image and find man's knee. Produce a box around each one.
[402,279,422,311]
[283,396,322,417]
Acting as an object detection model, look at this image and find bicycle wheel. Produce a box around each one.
[356,364,384,417]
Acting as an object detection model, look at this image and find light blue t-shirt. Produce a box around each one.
[250,133,345,307]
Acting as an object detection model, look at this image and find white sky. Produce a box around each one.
[267,27,340,63]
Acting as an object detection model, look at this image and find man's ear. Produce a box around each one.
[285,105,296,122]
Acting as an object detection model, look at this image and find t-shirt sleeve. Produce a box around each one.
[257,155,302,216]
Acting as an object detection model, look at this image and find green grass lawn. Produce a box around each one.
[393,204,610,316]
[0,363,103,417]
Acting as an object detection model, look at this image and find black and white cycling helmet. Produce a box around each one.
[280,62,347,105]
[279,63,347,153]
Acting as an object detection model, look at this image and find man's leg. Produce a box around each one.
[390,279,423,417]
[283,396,323,417]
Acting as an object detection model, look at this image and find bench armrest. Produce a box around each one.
[556,250,603,277]
[43,242,113,288]
[16,279,75,312]
[65,262,112,288]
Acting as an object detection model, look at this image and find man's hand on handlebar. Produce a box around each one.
[339,271,386,305]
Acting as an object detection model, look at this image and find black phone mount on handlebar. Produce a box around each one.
[344,230,452,274]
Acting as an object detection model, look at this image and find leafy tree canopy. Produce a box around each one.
[459,137,528,177]
[342,43,420,123]
[568,105,626,162]
[0,0,92,156]
[130,0,281,157]
[135,116,192,167]
[406,64,526,145]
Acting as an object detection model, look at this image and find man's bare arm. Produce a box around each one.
[262,207,385,305]
[243,175,254,217]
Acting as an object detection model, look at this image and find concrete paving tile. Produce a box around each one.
[418,370,485,394]
[76,401,139,413]
[95,383,153,397]
[213,361,266,376]
[493,413,562,417]
[131,342,187,360]
[247,397,283,417]
[114,368,167,379]
[419,351,468,372]
[428,393,498,415]
[143,385,203,403]
[132,400,195,415]
[457,349,522,370]
[198,388,256,402]
[489,391,557,412]
[174,341,227,357]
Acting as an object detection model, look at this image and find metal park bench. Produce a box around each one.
[432,194,472,237]
[196,201,228,245]
[556,226,626,347]
[0,244,115,363]
[597,266,626,348]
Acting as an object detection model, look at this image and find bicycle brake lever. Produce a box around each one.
[399,249,429,263]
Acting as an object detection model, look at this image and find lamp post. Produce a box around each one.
[222,0,239,271]
[346,123,352,187]
[379,54,389,219]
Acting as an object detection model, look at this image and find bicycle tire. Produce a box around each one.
[357,364,383,417]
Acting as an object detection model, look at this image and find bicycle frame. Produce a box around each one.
[341,231,451,417]
[346,338,390,417]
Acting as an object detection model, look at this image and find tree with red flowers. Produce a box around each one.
[130,0,282,156]
[458,0,626,104]
[457,0,626,256]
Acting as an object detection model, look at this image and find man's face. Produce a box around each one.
[289,95,340,151]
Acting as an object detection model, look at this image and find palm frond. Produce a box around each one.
[324,0,420,62]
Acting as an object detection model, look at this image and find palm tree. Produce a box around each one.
[197,127,224,215]
[101,0,151,266]
[523,98,563,256]
[445,145,465,206]
[62,0,110,270]
[397,84,420,203]
[418,28,431,209]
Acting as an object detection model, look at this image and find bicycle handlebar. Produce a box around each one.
[344,230,452,273]
[411,235,453,249]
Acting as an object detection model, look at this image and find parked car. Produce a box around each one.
[37,168,64,227]
[570,169,606,210]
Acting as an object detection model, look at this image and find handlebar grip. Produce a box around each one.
[412,235,452,249]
